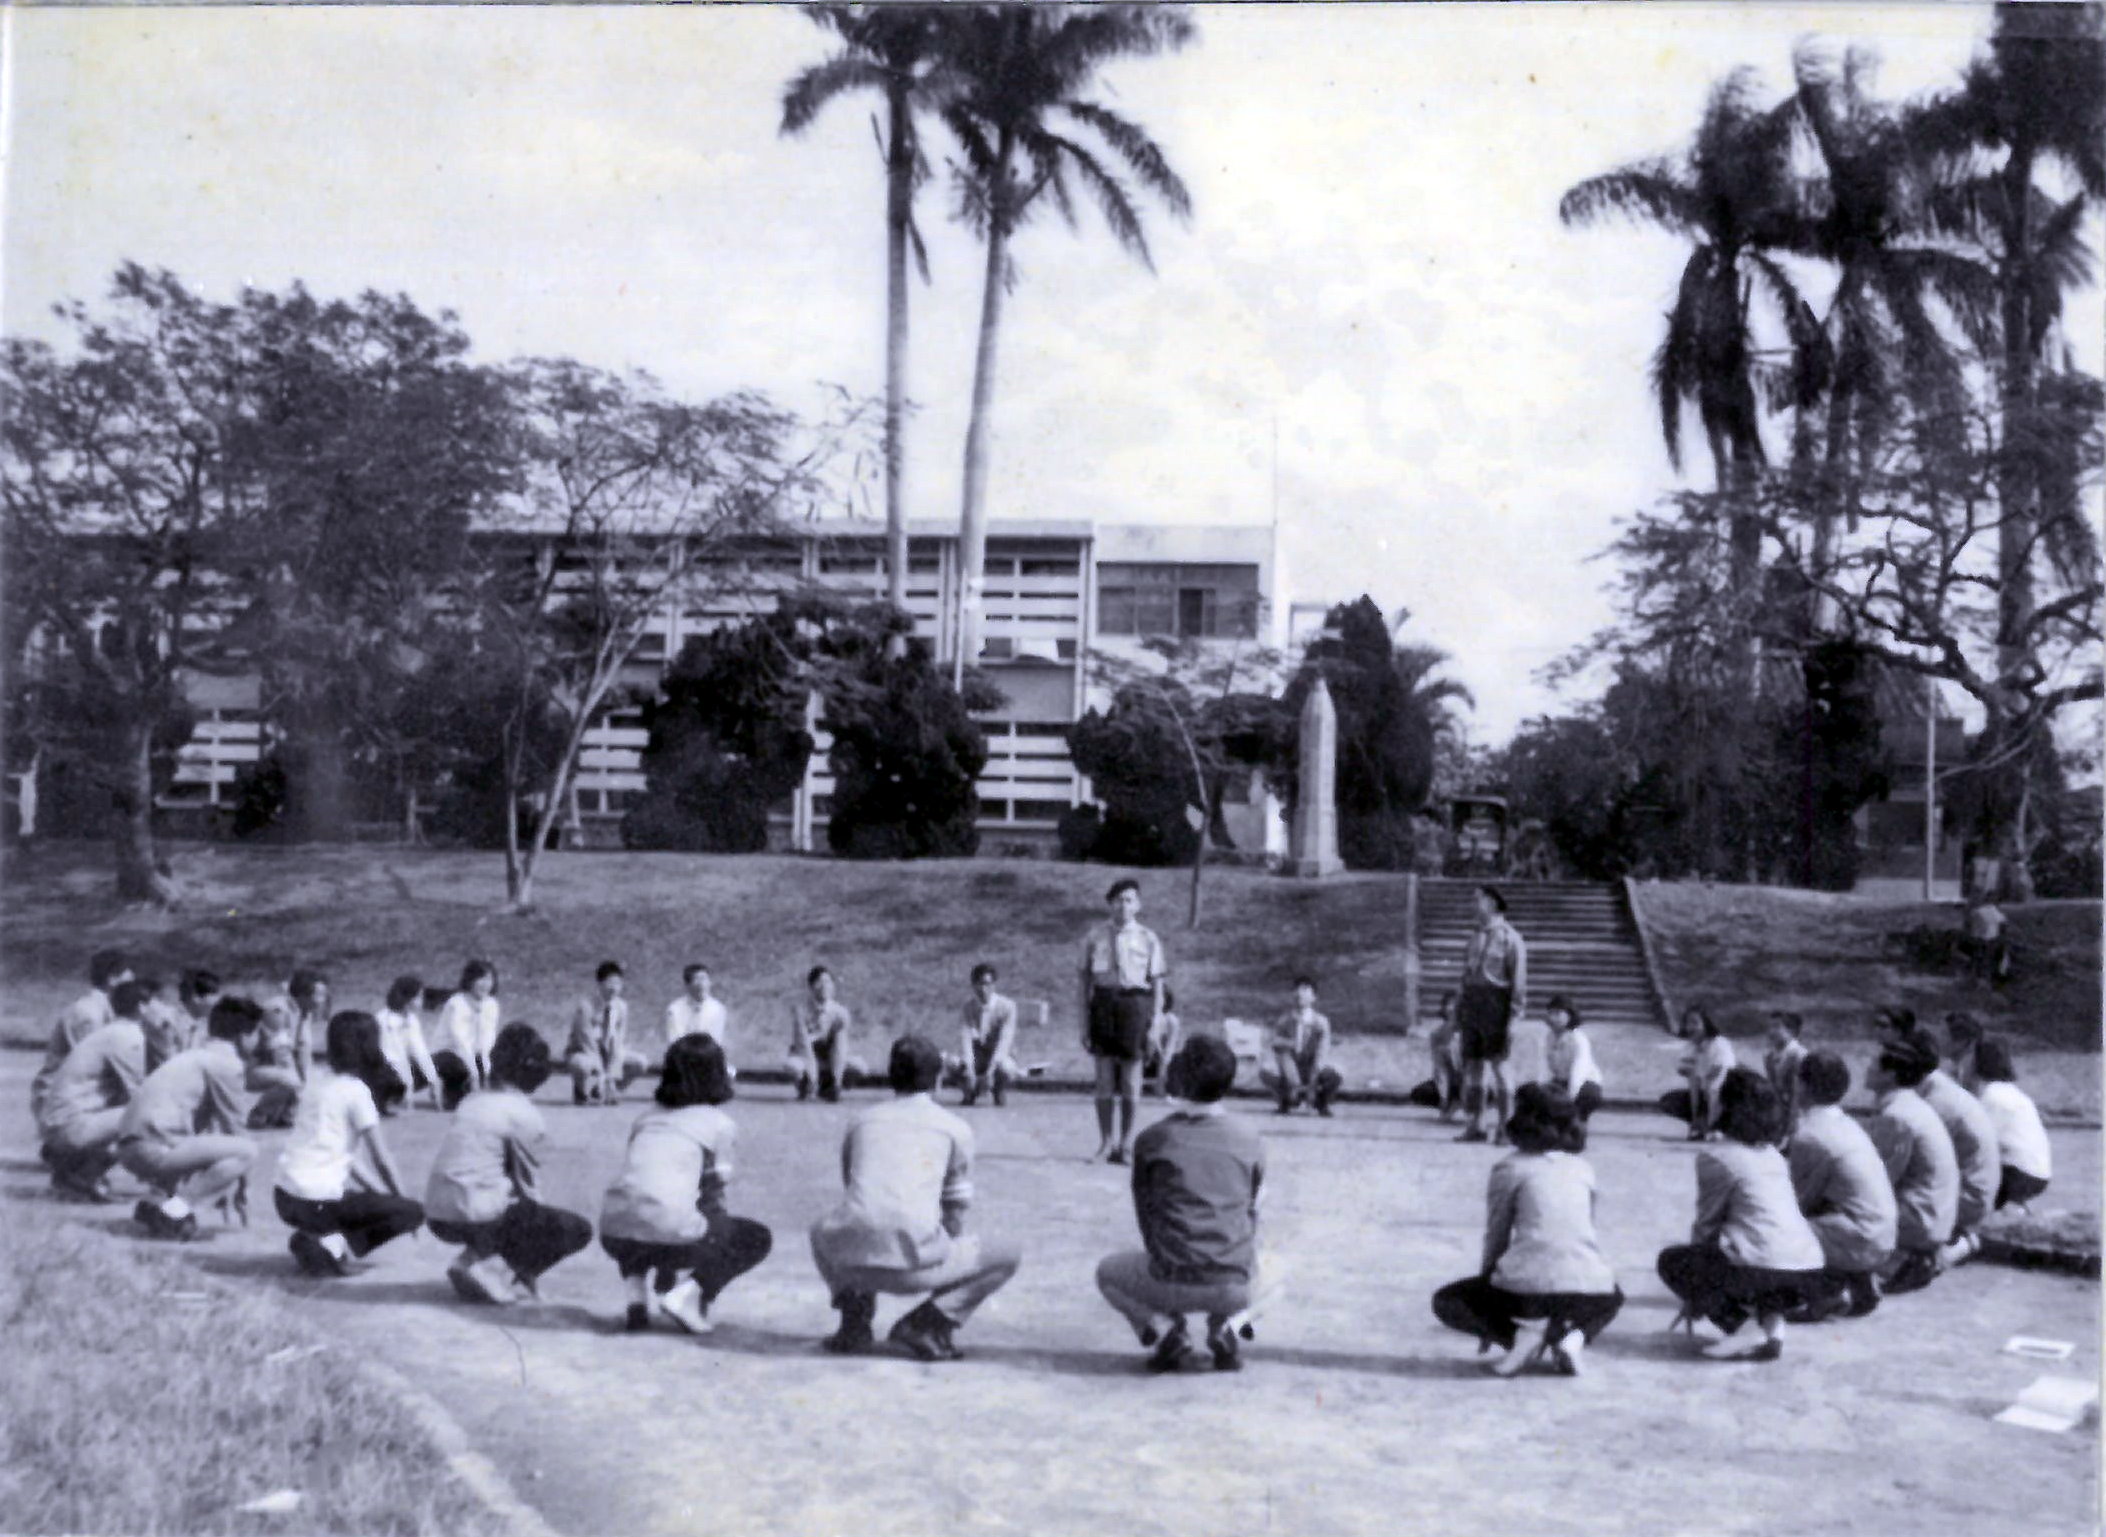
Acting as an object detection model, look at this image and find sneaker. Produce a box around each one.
[458,1254,522,1306]
[660,1278,713,1336]
[1700,1328,1760,1360]
[289,1231,346,1277]
[1315,1100,1335,1119]
[823,1295,877,1355]
[1843,1276,1881,1319]
[992,1081,1007,1108]
[1146,1320,1195,1374]
[1784,1292,1848,1327]
[134,1199,175,1238]
[795,1078,813,1103]
[1206,1319,1244,1373]
[1488,1321,1547,1377]
[446,1261,483,1304]
[1745,1337,1785,1363]
[1107,1146,1129,1166]
[1553,1330,1586,1377]
[888,1302,961,1362]
[624,1303,652,1333]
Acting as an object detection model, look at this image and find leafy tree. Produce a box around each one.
[782,5,961,637]
[0,266,267,902]
[623,610,819,852]
[941,3,1194,676]
[1761,639,1892,890]
[1273,598,1469,871]
[1498,713,1635,881]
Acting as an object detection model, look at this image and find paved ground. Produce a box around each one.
[4,1053,2097,1537]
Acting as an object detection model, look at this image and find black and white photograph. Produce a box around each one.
[1,3,2100,1534]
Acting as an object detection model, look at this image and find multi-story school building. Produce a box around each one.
[155,518,1292,857]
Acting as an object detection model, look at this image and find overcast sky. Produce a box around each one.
[5,2,2100,743]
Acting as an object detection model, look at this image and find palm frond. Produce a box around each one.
[780,53,889,136]
[1061,99,1192,219]
[1558,163,1697,232]
[1040,131,1150,266]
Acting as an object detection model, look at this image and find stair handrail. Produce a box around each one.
[1620,875,1679,1033]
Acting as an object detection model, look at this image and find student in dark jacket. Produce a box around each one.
[1096,1035,1275,1374]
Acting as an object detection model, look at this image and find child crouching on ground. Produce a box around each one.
[119,995,268,1241]
[272,1012,424,1277]
[600,1034,773,1335]
[426,1023,593,1305]
[1096,1035,1275,1373]
[40,980,155,1202]
[1783,1051,1896,1322]
[567,961,649,1106]
[1432,1083,1622,1377]
[1970,1038,2052,1213]
[957,962,1020,1108]
[1261,976,1342,1117]
[1542,997,1604,1122]
[1656,1069,1826,1362]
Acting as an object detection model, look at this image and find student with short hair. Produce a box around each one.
[434,960,501,1106]
[119,995,267,1241]
[599,1034,773,1335]
[1658,1006,1735,1141]
[1864,1035,1960,1296]
[248,969,330,1130]
[1784,1051,1897,1322]
[1918,1027,2002,1267]
[1656,1070,1826,1362]
[376,975,445,1114]
[1261,976,1342,1117]
[1542,996,1604,1123]
[1969,1038,2052,1212]
[1097,1035,1272,1373]
[958,962,1020,1108]
[787,965,858,1104]
[31,948,133,1130]
[272,1012,424,1277]
[811,1035,1021,1361]
[427,1023,593,1305]
[1079,878,1168,1163]
[135,974,188,1071]
[1762,1012,1808,1139]
[1456,886,1527,1145]
[1432,1083,1622,1377]
[664,964,728,1049]
[39,980,155,1202]
[567,961,648,1106]
[177,969,223,1042]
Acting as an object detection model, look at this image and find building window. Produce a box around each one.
[1097,563,1257,638]
[1011,798,1070,824]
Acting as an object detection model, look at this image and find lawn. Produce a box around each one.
[3,843,2097,1115]
[0,1199,496,1537]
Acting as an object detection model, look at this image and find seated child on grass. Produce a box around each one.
[427,1023,593,1306]
[119,995,268,1241]
[1432,1083,1622,1377]
[567,961,649,1106]
[1784,1051,1897,1322]
[1096,1035,1273,1374]
[599,1034,773,1335]
[1260,975,1341,1117]
[1542,996,1603,1122]
[1969,1038,2051,1213]
[787,965,861,1103]
[811,1035,1021,1361]
[1865,1033,1961,1296]
[32,948,133,1130]
[1656,1069,1826,1363]
[1657,1006,1734,1140]
[39,979,154,1202]
[376,974,445,1114]
[272,1011,424,1278]
[957,962,1020,1108]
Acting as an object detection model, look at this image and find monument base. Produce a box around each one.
[1292,854,1343,879]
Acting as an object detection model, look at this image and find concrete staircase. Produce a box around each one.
[1418,879,1666,1032]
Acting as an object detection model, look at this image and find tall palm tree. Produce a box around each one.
[782,5,957,633]
[941,4,1195,680]
[1787,43,1998,587]
[1560,69,1810,582]
[1912,2,2106,688]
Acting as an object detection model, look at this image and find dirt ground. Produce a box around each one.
[2,1053,2097,1537]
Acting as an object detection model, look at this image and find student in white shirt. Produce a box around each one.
[1969,1038,2052,1211]
[1658,1006,1735,1140]
[433,959,502,1106]
[1542,996,1604,1122]
[957,962,1020,1109]
[32,948,133,1131]
[272,1012,423,1277]
[599,1034,773,1335]
[664,963,729,1050]
[810,1035,1022,1360]
[566,961,648,1106]
[376,975,444,1114]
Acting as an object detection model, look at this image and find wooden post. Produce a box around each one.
[1403,871,1422,1034]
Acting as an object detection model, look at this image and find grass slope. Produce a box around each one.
[0,1205,495,1537]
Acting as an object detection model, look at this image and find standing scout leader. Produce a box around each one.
[1079,879,1168,1166]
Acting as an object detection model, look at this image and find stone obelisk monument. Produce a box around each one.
[1292,676,1343,878]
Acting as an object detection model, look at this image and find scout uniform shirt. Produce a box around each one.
[1463,917,1528,1013]
[1082,922,1166,993]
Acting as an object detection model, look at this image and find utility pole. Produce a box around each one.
[1922,674,1937,902]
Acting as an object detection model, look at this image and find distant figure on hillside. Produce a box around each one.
[1963,896,2011,985]
[787,964,859,1103]
[1079,878,1168,1163]
[1455,885,1527,1145]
